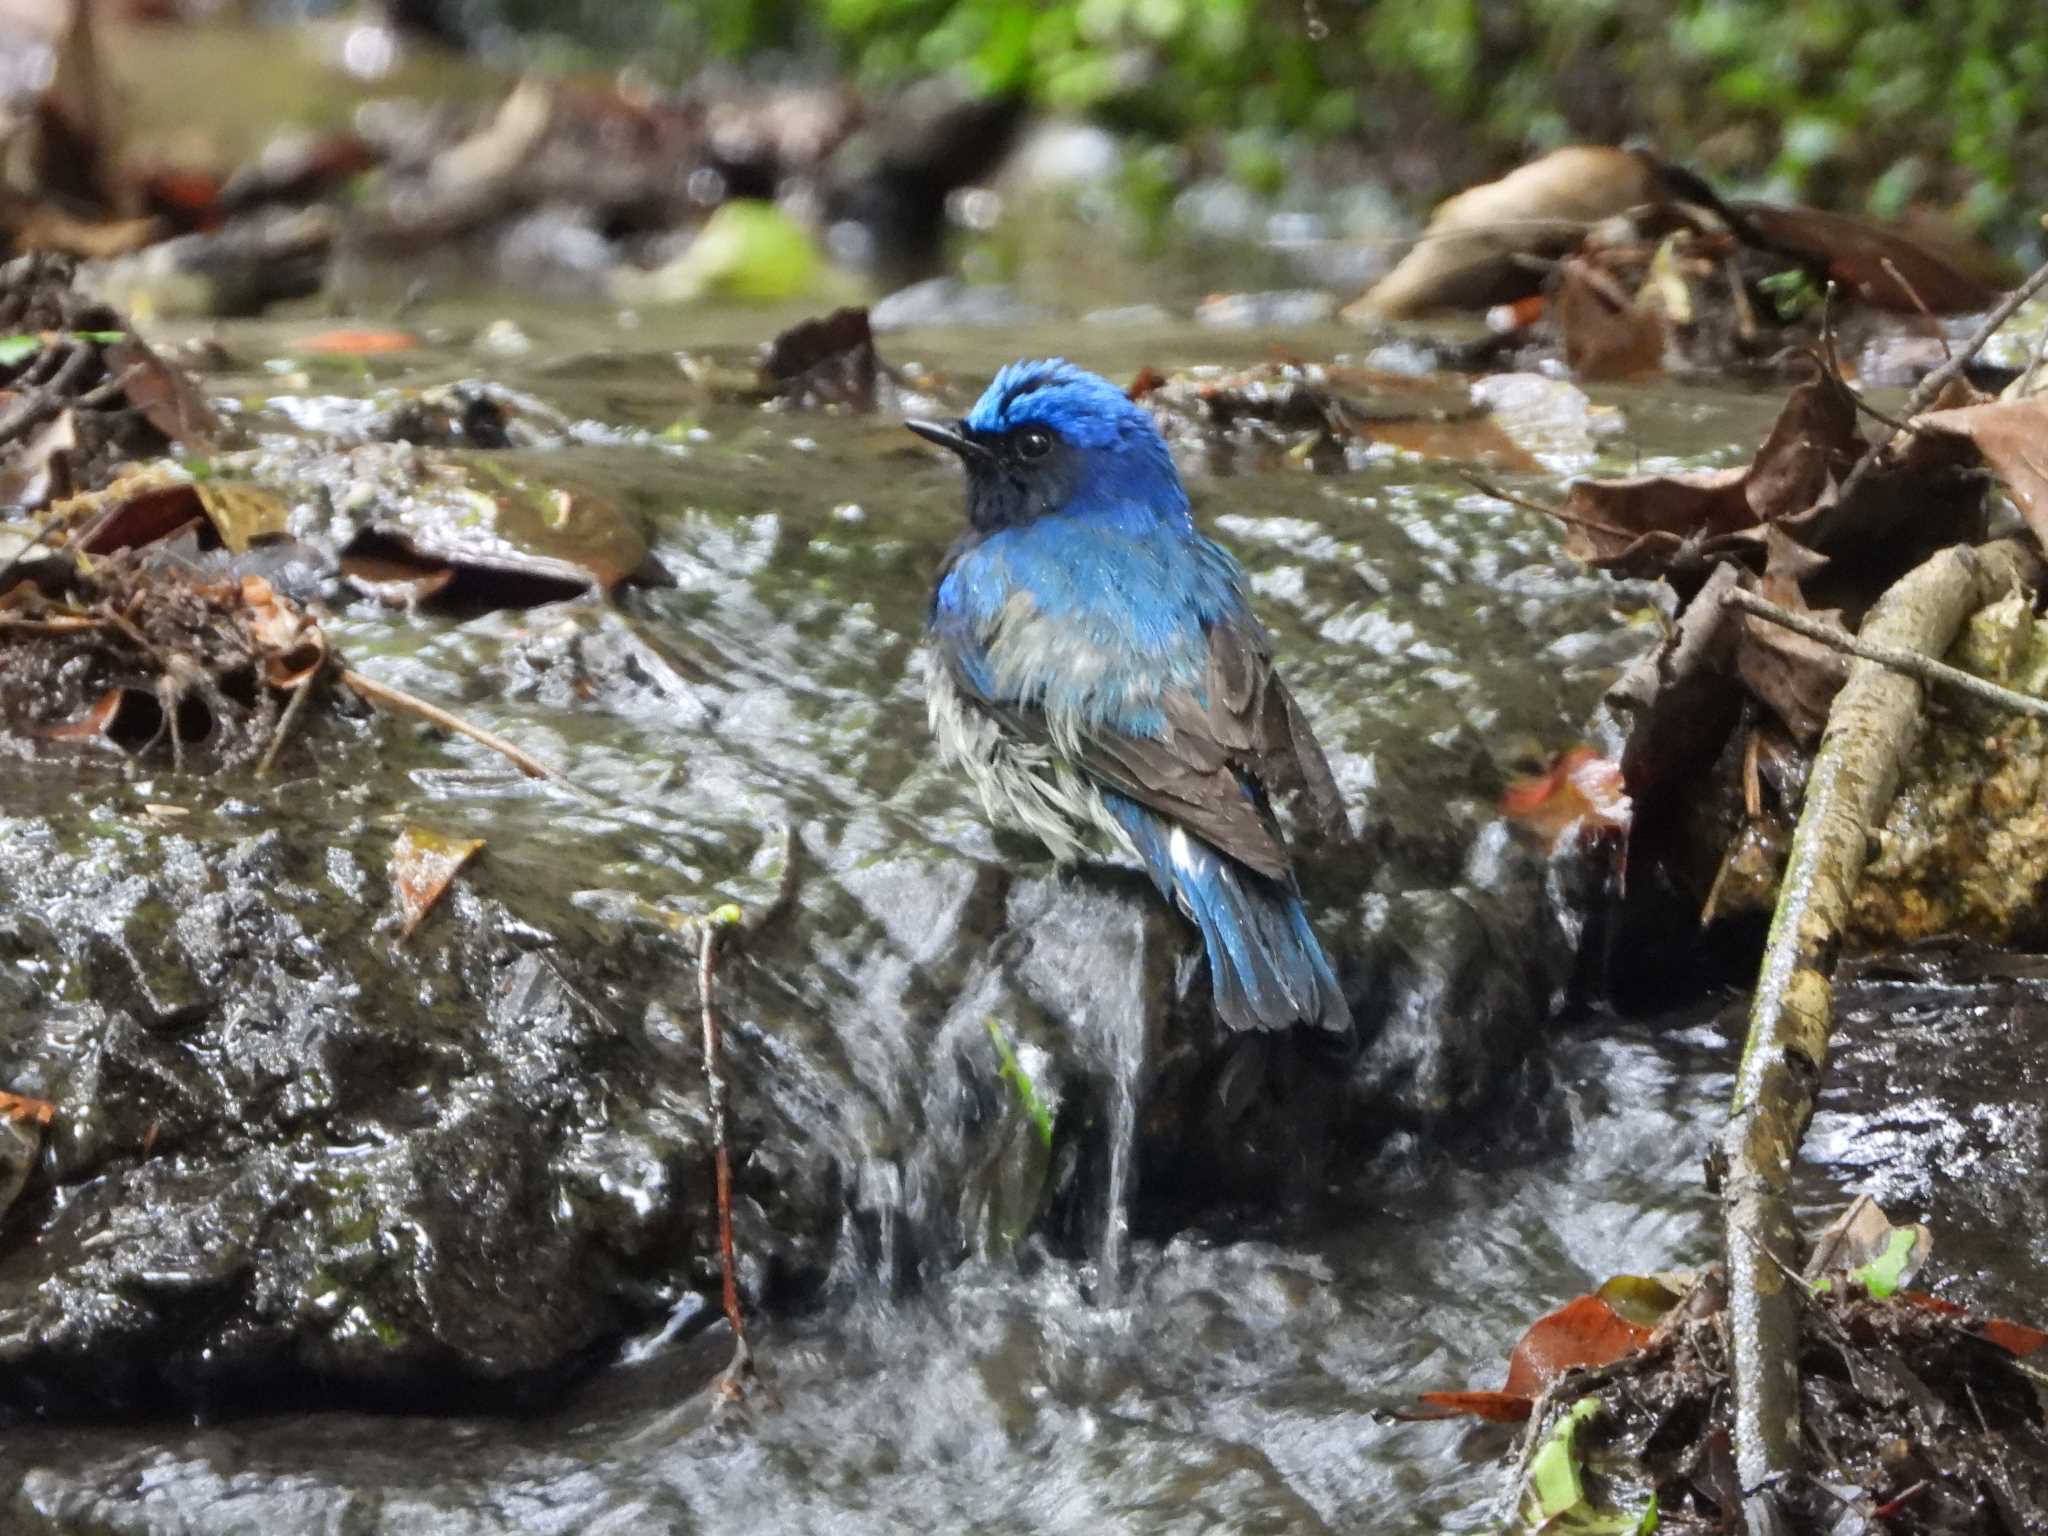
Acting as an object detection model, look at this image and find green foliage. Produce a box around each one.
[677,0,2048,249]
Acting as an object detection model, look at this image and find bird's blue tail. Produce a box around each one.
[1107,795,1350,1033]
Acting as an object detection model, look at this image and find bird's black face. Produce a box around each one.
[908,418,1084,534]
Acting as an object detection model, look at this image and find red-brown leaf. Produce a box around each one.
[1502,1292,1653,1398]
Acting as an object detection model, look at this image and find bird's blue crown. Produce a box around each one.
[956,358,1187,531]
[967,358,1157,450]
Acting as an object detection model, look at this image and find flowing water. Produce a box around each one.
[1,294,2040,1534]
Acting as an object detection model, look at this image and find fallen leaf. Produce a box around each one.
[1417,1290,1654,1423]
[63,469,283,555]
[1556,254,1665,380]
[1548,359,1864,593]
[392,825,485,939]
[1736,202,2011,315]
[759,306,879,410]
[105,333,220,451]
[1503,1292,1653,1398]
[1595,1273,1689,1330]
[1345,146,1662,319]
[0,1090,56,1126]
[239,574,327,687]
[0,406,76,510]
[1735,546,1849,747]
[1501,746,1633,853]
[1976,1318,2048,1357]
[341,550,457,607]
[1741,359,1862,523]
[29,686,125,743]
[1917,396,2048,547]
[1806,1196,1932,1299]
[1411,1389,1533,1424]
[193,481,288,553]
[1894,1292,2048,1357]
[344,453,649,603]
[295,329,421,356]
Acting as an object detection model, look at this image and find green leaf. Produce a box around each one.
[1596,1274,1687,1329]
[1526,1396,1603,1518]
[0,335,42,367]
[1852,1226,1921,1299]
[985,1017,1054,1147]
[1515,1397,1658,1533]
[69,330,126,345]
[1758,267,1824,322]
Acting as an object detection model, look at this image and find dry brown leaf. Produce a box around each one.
[294,330,422,356]
[28,686,123,742]
[341,550,457,607]
[105,333,220,452]
[1917,396,2048,546]
[1736,202,2011,315]
[1345,146,1662,320]
[63,469,279,555]
[1556,254,1665,380]
[1414,1291,1656,1423]
[1549,359,1865,592]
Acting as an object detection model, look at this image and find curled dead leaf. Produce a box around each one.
[1347,146,1662,320]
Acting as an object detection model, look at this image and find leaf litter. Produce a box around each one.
[1409,1205,2048,1534]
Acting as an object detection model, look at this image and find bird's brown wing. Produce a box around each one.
[976,620,1347,881]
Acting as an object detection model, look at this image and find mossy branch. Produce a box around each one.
[1721,538,2040,1510]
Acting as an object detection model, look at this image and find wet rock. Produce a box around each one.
[0,816,727,1417]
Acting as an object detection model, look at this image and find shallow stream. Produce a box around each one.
[0,298,2038,1534]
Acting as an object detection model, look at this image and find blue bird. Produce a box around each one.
[911,359,1351,1033]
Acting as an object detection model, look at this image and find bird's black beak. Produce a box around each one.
[907,418,989,463]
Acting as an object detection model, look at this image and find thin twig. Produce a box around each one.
[1458,471,1641,544]
[680,827,800,1402]
[1878,256,1950,357]
[1723,586,2048,722]
[70,361,143,413]
[0,515,58,592]
[0,343,94,443]
[1896,256,2048,419]
[700,918,751,1399]
[0,613,103,632]
[338,666,579,786]
[2021,315,2048,399]
[1838,255,2048,503]
[1819,283,1914,437]
[257,661,325,778]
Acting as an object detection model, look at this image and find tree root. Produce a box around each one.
[1722,537,2041,1528]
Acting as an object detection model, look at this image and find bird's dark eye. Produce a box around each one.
[1015,427,1053,462]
